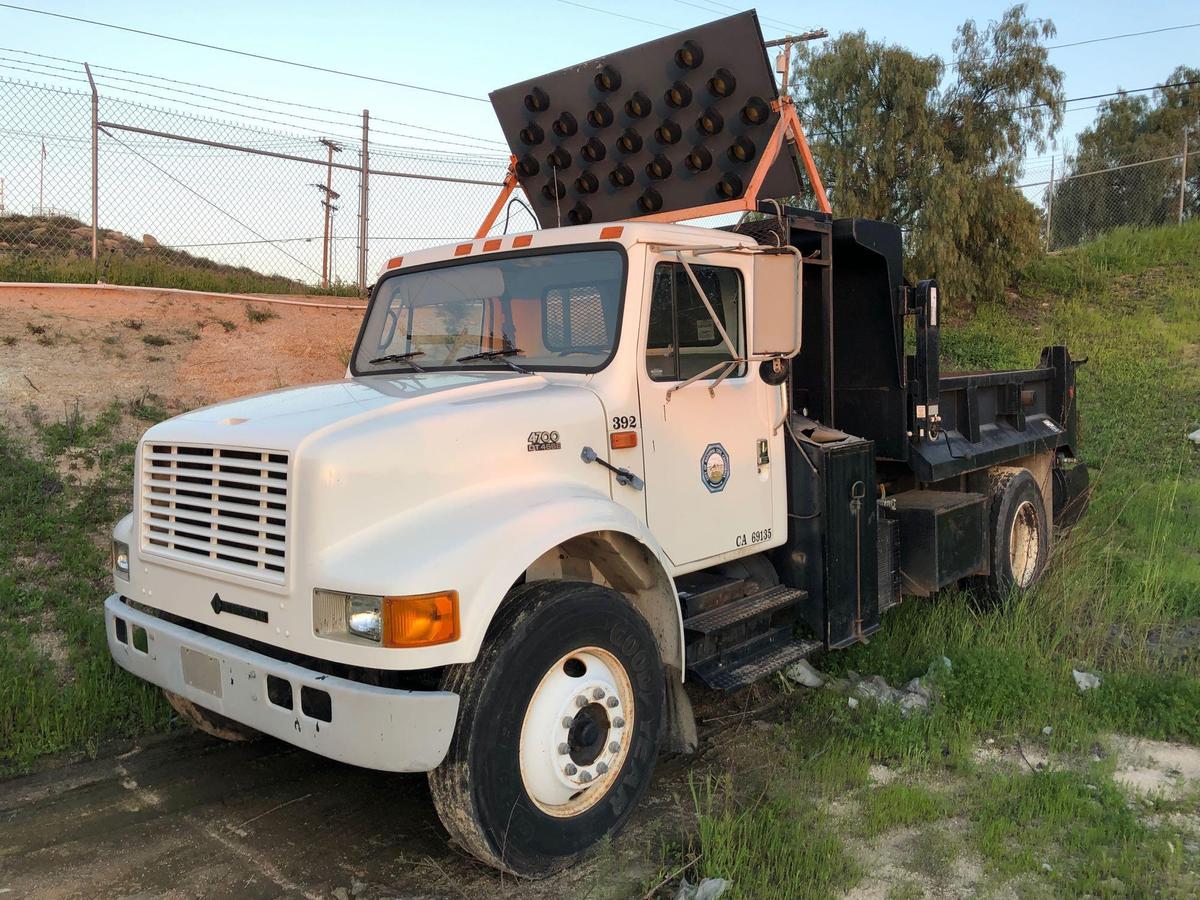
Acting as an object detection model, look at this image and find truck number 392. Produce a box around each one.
[612,415,637,430]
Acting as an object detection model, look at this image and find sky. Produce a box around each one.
[3,0,1196,154]
[0,1,1195,283]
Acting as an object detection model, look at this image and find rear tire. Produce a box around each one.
[970,467,1051,606]
[428,581,664,877]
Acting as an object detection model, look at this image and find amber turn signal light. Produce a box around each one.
[610,431,638,450]
[382,591,459,648]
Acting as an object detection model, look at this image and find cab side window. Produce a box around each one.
[646,262,744,381]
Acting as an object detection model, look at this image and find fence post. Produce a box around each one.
[84,62,99,278]
[1045,155,1055,249]
[358,110,370,296]
[1180,130,1189,226]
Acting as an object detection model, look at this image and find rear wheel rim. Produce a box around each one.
[1009,499,1042,588]
[518,646,634,817]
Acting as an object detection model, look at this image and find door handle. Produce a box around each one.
[581,446,644,491]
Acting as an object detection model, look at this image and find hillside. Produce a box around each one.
[0,222,1198,897]
[0,213,357,296]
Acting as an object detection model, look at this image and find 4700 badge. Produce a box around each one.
[527,430,562,452]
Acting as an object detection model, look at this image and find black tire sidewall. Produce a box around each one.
[461,583,663,874]
[990,470,1050,595]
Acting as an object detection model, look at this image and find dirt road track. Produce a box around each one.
[0,729,677,899]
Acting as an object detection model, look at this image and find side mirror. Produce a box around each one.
[750,251,801,357]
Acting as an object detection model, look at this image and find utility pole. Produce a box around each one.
[1180,130,1189,226]
[315,138,342,288]
[764,29,828,98]
[357,110,370,296]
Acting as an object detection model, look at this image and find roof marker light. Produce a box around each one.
[513,234,533,247]
[599,226,624,239]
[675,40,703,70]
[483,239,502,251]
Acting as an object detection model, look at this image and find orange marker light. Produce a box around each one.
[600,226,624,239]
[386,255,404,269]
[454,243,473,256]
[513,235,534,248]
[382,591,460,648]
[483,238,502,251]
[610,431,638,450]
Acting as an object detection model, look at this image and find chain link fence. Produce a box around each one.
[0,75,519,295]
[1017,141,1196,251]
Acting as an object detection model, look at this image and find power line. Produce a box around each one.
[668,0,810,35]
[0,47,507,147]
[553,0,676,30]
[0,3,489,103]
[1046,21,1200,51]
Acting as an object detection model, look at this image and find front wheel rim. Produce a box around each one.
[1009,499,1042,588]
[518,646,635,817]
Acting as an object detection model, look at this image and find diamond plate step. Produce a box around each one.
[694,635,823,692]
[682,585,805,635]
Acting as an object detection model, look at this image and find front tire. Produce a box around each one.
[428,581,664,876]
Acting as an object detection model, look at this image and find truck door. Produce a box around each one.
[637,250,784,568]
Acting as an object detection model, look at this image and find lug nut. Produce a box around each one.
[613,717,626,728]
[558,742,570,755]
[578,770,593,783]
[596,761,608,774]
[609,741,621,754]
[561,716,574,728]
[606,696,619,708]
[575,695,588,708]
[593,687,606,700]
[564,763,577,776]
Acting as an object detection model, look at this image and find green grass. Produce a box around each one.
[0,406,171,772]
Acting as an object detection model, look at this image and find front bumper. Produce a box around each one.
[105,594,459,772]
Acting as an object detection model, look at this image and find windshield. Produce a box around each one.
[354,247,626,374]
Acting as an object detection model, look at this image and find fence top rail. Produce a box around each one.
[96,120,505,187]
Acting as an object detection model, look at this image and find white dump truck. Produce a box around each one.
[104,11,1089,876]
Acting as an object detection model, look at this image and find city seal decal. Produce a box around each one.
[528,430,561,452]
[700,442,730,493]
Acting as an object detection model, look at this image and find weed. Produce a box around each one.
[25,323,46,336]
[857,783,950,837]
[2,335,16,346]
[101,335,119,346]
[141,334,172,348]
[120,318,143,331]
[245,305,279,324]
[217,318,237,332]
[127,390,168,423]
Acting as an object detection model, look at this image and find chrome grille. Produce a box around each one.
[141,443,289,583]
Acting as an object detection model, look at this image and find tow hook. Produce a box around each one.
[581,446,644,491]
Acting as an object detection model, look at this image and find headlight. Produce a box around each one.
[112,540,130,578]
[314,589,459,647]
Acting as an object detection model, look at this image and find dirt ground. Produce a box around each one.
[0,284,364,439]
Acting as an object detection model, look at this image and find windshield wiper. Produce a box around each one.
[456,348,531,375]
[368,351,427,372]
